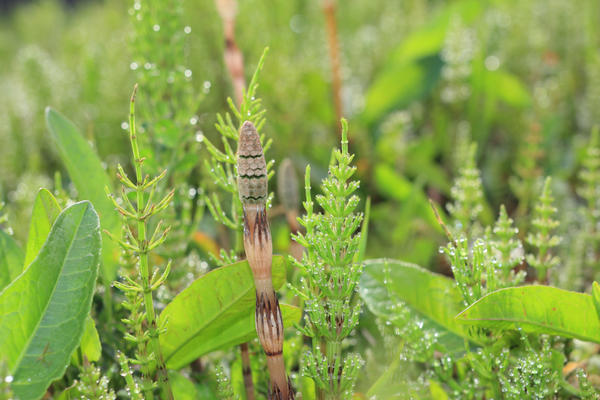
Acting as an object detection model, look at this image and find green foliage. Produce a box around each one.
[292,121,363,399]
[76,362,116,400]
[203,48,270,241]
[491,205,524,280]
[0,201,100,400]
[23,188,61,267]
[106,87,174,399]
[4,0,600,397]
[74,316,102,365]
[360,259,477,347]
[116,351,143,400]
[215,364,238,400]
[159,256,298,369]
[446,143,484,237]
[457,286,600,343]
[46,107,121,282]
[0,229,24,291]
[526,177,561,282]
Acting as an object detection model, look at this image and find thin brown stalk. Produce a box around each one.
[215,0,246,106]
[323,0,343,137]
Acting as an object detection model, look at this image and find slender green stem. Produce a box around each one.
[130,86,174,400]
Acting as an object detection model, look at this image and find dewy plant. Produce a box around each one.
[237,121,294,399]
[105,85,174,400]
[292,119,364,400]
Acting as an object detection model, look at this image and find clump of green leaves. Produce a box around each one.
[491,205,525,283]
[106,86,174,399]
[292,120,364,399]
[215,364,238,400]
[76,361,116,400]
[526,177,561,283]
[447,143,485,237]
[496,336,561,399]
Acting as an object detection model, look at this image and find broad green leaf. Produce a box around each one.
[55,385,80,400]
[363,55,442,124]
[374,165,413,202]
[170,371,199,400]
[24,189,61,267]
[0,201,101,400]
[360,259,481,349]
[160,256,301,369]
[0,230,24,291]
[389,0,483,65]
[78,316,102,363]
[45,107,120,282]
[484,70,531,108]
[429,380,450,400]
[457,286,600,343]
[366,347,403,397]
[362,0,484,124]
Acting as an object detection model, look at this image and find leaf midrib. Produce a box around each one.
[457,315,600,343]
[163,269,255,364]
[12,205,87,373]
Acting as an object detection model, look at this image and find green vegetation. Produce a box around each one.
[1,0,600,398]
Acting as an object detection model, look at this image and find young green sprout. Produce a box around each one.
[237,121,294,399]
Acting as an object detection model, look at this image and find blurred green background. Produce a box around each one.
[0,0,598,272]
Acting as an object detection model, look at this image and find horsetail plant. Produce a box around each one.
[204,48,271,399]
[237,121,294,399]
[447,142,485,238]
[578,127,600,278]
[491,205,525,283]
[526,177,561,283]
[204,48,272,264]
[292,119,363,399]
[105,85,174,400]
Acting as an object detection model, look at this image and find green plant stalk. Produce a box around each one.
[129,87,174,400]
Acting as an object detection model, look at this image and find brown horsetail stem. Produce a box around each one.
[237,121,294,399]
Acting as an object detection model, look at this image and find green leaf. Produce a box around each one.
[24,189,62,267]
[170,371,199,400]
[78,316,102,363]
[0,201,101,400]
[160,256,301,369]
[593,281,600,320]
[362,0,484,124]
[363,55,442,124]
[0,230,24,292]
[457,286,600,343]
[360,259,481,349]
[388,0,483,65]
[484,70,531,108]
[45,107,120,282]
[429,380,450,400]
